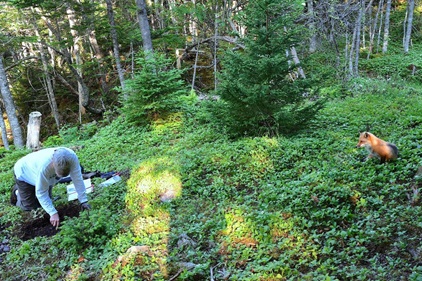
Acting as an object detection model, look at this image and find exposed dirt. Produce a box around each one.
[19,203,81,241]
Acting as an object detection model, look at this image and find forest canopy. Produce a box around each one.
[0,0,419,146]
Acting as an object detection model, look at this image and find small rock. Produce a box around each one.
[2,245,10,252]
[126,245,151,255]
[177,233,197,248]
[160,190,177,202]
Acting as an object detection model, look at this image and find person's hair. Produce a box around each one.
[53,148,72,177]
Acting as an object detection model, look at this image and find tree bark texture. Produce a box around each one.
[135,0,154,53]
[0,55,24,148]
[66,4,85,122]
[0,107,10,150]
[30,10,61,129]
[106,0,126,91]
[403,0,415,53]
[382,0,392,53]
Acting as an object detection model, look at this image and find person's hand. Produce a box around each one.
[50,213,60,228]
[80,202,91,210]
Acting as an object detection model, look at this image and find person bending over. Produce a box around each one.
[11,147,91,227]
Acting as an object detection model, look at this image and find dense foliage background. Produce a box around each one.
[0,0,421,280]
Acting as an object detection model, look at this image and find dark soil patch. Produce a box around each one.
[19,203,81,241]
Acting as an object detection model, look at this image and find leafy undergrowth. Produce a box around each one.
[1,79,422,280]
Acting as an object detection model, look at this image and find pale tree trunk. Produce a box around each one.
[86,0,108,97]
[0,55,24,148]
[349,0,364,77]
[153,0,164,30]
[214,2,219,90]
[403,0,415,54]
[284,27,306,79]
[382,0,391,53]
[66,4,85,122]
[105,0,126,91]
[307,0,317,53]
[41,15,91,109]
[167,0,178,27]
[26,111,42,151]
[290,47,306,79]
[0,106,10,150]
[38,45,60,129]
[135,0,154,53]
[30,10,60,129]
[190,0,198,43]
[348,28,357,78]
[367,0,383,58]
[375,0,384,53]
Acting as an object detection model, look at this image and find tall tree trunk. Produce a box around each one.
[38,44,61,129]
[351,0,364,77]
[41,15,91,109]
[86,0,109,97]
[367,0,383,58]
[105,0,126,91]
[382,0,392,53]
[403,0,415,54]
[307,0,317,53]
[66,4,85,122]
[375,0,384,53]
[30,10,61,129]
[0,55,24,149]
[135,0,154,53]
[0,106,10,150]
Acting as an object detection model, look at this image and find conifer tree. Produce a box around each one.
[218,0,324,136]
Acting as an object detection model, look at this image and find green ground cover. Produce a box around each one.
[1,78,422,280]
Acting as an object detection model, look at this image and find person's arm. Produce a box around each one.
[35,171,59,226]
[68,152,89,204]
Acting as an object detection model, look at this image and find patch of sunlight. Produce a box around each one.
[220,208,318,264]
[221,208,254,240]
[127,157,182,207]
[65,263,84,281]
[150,112,183,134]
[131,210,170,237]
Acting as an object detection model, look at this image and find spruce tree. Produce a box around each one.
[218,0,324,136]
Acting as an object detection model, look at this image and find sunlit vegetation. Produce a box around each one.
[1,73,422,280]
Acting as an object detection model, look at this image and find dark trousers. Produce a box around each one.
[14,175,52,211]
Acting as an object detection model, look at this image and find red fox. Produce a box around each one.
[356,132,398,163]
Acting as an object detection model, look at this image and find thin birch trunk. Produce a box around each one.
[30,10,60,129]
[66,4,85,122]
[0,106,10,150]
[192,43,200,91]
[367,0,383,58]
[0,55,24,148]
[403,0,415,54]
[214,2,219,91]
[353,0,364,77]
[375,0,384,53]
[382,0,391,53]
[105,0,126,91]
[41,15,91,109]
[307,0,317,53]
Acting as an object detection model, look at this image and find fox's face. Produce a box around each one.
[356,132,371,148]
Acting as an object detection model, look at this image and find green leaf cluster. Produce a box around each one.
[119,52,190,127]
[217,0,324,137]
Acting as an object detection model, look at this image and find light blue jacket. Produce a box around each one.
[14,147,88,216]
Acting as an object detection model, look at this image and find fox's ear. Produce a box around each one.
[364,132,369,138]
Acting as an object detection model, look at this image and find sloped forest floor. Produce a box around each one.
[1,79,422,280]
